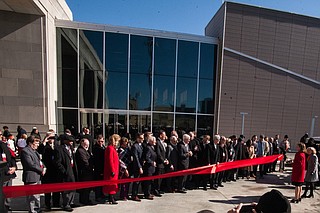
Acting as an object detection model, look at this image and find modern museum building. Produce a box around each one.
[0,0,319,144]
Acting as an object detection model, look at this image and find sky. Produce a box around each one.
[66,0,320,35]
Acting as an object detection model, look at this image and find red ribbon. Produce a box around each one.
[3,154,282,198]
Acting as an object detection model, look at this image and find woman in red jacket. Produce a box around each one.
[291,142,306,203]
[103,134,121,204]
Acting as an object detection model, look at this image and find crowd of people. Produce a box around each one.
[0,125,319,213]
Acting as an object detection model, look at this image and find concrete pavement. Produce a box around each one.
[9,156,320,213]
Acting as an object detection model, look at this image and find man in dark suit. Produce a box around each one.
[142,136,157,200]
[92,135,105,202]
[20,135,46,213]
[154,130,168,196]
[165,135,179,192]
[75,138,94,205]
[198,135,212,190]
[210,135,221,189]
[131,133,144,201]
[177,134,192,193]
[40,134,61,210]
[54,135,78,212]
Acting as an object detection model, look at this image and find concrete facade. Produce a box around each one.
[0,0,72,133]
[206,2,320,145]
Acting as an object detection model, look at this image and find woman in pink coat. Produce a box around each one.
[103,134,120,204]
[291,142,306,203]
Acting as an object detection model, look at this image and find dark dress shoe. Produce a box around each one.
[132,196,141,202]
[145,195,154,200]
[62,206,73,212]
[218,184,224,187]
[176,190,187,194]
[70,204,80,208]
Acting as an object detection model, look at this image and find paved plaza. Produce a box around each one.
[9,155,319,213]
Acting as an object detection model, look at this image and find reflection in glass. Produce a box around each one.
[129,74,151,110]
[129,114,151,137]
[176,77,197,113]
[57,28,78,107]
[177,40,199,78]
[80,112,103,139]
[175,114,196,133]
[57,109,78,136]
[197,115,214,138]
[200,43,216,79]
[198,79,214,114]
[80,68,103,109]
[130,35,153,74]
[154,38,176,76]
[105,113,127,139]
[152,113,174,135]
[105,33,129,110]
[153,75,174,111]
[106,72,127,109]
[78,30,104,109]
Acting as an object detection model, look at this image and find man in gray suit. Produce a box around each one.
[20,135,46,213]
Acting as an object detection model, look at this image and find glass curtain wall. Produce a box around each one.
[56,26,217,138]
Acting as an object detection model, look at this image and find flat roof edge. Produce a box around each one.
[55,19,218,44]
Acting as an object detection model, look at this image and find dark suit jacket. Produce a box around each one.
[54,145,78,182]
[42,144,58,183]
[210,143,220,164]
[177,141,189,170]
[166,143,179,171]
[131,142,143,173]
[92,143,105,179]
[155,139,166,169]
[143,144,157,176]
[20,146,44,183]
[75,146,93,181]
[199,142,212,166]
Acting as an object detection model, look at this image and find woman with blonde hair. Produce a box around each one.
[301,147,319,198]
[290,142,306,203]
[103,134,121,204]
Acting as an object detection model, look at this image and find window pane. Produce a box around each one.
[80,30,103,66]
[57,28,78,107]
[153,75,174,111]
[197,115,214,138]
[152,113,174,135]
[177,40,198,78]
[130,35,153,74]
[105,32,128,73]
[79,68,103,108]
[105,32,129,109]
[129,74,151,110]
[176,77,197,113]
[175,114,196,133]
[154,38,176,76]
[198,79,214,114]
[57,109,78,136]
[106,72,127,109]
[200,43,216,80]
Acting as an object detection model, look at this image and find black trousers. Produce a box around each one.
[132,172,141,197]
[153,167,165,191]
